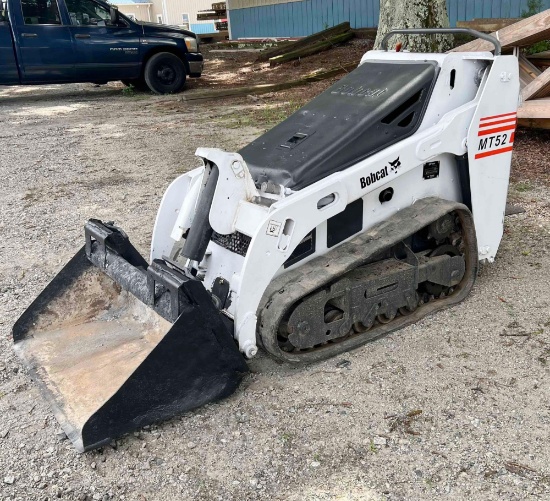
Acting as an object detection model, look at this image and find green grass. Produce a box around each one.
[122,84,135,97]
[521,0,550,54]
[514,182,534,193]
[280,432,293,443]
[252,100,306,127]
[214,99,307,131]
[369,440,378,453]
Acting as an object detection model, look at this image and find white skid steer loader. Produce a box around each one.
[13,29,519,452]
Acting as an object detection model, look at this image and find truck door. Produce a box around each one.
[64,0,141,82]
[10,0,75,82]
[0,0,19,84]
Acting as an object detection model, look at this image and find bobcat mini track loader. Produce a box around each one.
[13,29,520,452]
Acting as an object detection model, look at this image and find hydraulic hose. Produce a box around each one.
[182,163,219,263]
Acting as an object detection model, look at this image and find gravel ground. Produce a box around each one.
[0,82,549,501]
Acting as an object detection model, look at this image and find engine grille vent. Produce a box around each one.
[212,231,251,257]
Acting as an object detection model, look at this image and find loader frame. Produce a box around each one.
[152,48,519,358]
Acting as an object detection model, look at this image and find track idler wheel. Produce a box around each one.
[398,291,419,316]
[377,311,396,324]
[352,320,374,333]
[324,307,344,323]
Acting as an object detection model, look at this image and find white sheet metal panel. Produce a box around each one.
[150,0,219,26]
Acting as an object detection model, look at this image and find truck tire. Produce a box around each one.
[121,78,150,92]
[144,53,187,94]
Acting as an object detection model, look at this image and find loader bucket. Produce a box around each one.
[13,235,248,452]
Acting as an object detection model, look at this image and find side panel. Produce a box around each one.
[12,25,75,82]
[70,24,142,81]
[150,166,204,262]
[63,0,142,81]
[0,14,19,84]
[8,0,76,82]
[467,55,519,262]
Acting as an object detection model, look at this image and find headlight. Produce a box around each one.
[184,37,198,52]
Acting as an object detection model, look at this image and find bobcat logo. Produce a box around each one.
[359,156,403,190]
[388,157,401,172]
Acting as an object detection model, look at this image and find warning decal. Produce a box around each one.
[475,112,516,159]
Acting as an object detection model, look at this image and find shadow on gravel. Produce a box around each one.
[0,84,129,106]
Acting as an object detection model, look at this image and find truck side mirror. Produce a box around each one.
[110,6,118,25]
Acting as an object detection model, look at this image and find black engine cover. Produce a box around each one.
[240,60,439,190]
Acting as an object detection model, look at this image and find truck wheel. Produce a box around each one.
[121,78,150,92]
[144,53,187,94]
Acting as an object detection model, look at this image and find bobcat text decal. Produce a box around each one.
[475,112,516,159]
[359,157,400,189]
[331,85,388,98]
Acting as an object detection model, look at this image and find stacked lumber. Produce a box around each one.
[522,64,550,100]
[197,1,226,20]
[528,50,550,70]
[453,10,550,129]
[256,22,354,66]
[517,98,550,129]
[519,53,541,88]
[456,18,521,32]
[452,9,550,53]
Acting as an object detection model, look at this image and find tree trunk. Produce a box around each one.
[374,0,452,53]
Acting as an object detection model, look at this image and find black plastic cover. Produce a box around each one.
[240,60,439,190]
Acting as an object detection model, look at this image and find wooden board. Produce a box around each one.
[528,50,550,70]
[256,22,350,62]
[452,10,550,53]
[529,50,550,60]
[197,12,226,21]
[269,32,354,66]
[457,18,522,33]
[522,66,550,100]
[518,97,550,129]
[519,53,541,89]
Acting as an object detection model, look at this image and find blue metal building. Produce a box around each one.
[227,0,550,39]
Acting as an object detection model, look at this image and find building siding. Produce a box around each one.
[228,0,550,39]
[191,22,217,33]
[229,0,302,9]
[117,4,152,22]
[115,0,221,31]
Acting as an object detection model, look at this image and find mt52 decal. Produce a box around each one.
[475,112,516,159]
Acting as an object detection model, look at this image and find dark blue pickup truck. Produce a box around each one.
[0,0,203,93]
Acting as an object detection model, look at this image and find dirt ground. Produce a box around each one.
[0,43,550,501]
[189,39,373,90]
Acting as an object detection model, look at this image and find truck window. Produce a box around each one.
[21,0,61,24]
[65,0,113,26]
[0,0,7,22]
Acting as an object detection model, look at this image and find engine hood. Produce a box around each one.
[137,21,197,39]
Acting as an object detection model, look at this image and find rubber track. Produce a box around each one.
[257,197,478,363]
